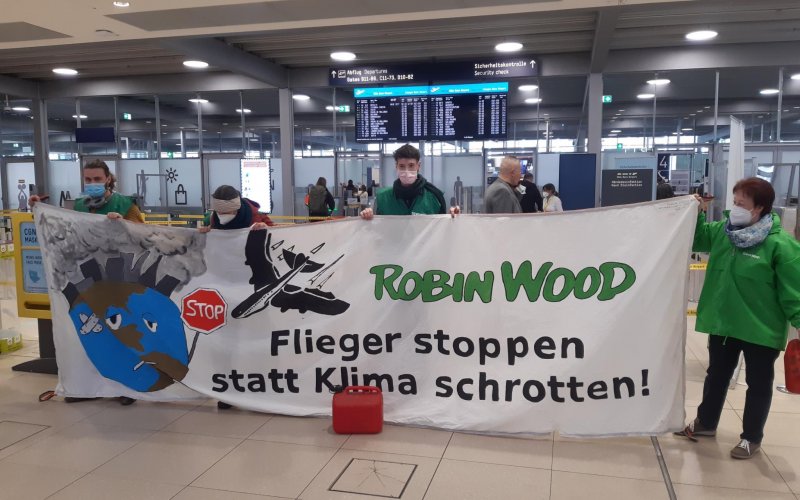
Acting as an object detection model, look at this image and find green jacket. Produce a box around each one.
[375,184,445,216]
[74,192,135,216]
[693,211,800,350]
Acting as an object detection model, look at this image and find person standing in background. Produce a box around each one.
[520,172,544,213]
[542,183,564,212]
[484,156,522,214]
[307,177,336,219]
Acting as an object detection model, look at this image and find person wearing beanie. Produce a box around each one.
[201,185,273,232]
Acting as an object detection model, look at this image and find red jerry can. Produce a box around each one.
[332,386,383,434]
[785,339,800,394]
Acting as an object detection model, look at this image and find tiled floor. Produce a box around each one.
[1,316,799,499]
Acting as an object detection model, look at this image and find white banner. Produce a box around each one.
[35,197,696,436]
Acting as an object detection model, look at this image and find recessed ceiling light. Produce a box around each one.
[697,110,703,113]
[704,106,711,109]
[236,108,251,113]
[519,85,538,91]
[53,68,78,76]
[525,98,542,104]
[112,1,130,7]
[145,120,151,124]
[647,79,671,86]
[610,129,622,133]
[162,124,167,127]
[543,113,550,116]
[292,94,310,101]
[690,113,696,116]
[495,41,523,52]
[188,98,208,103]
[11,106,30,112]
[637,93,655,99]
[618,109,625,112]
[325,105,335,111]
[330,51,356,61]
[760,88,779,95]
[791,73,800,80]
[183,60,209,69]
[672,132,679,135]
[686,30,718,41]
[682,128,693,131]
[72,114,88,119]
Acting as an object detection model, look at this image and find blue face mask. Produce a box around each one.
[84,183,107,199]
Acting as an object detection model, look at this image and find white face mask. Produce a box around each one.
[516,184,526,195]
[542,191,550,198]
[217,213,236,225]
[398,170,418,186]
[729,205,754,226]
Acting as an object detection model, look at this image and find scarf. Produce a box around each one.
[85,193,110,210]
[725,213,773,249]
[392,175,446,213]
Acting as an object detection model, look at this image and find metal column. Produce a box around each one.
[278,88,296,216]
[587,73,603,207]
[31,97,49,196]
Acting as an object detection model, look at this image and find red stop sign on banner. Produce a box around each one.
[181,288,228,334]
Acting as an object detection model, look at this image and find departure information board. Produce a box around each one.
[354,83,508,142]
[429,83,507,140]
[355,86,430,142]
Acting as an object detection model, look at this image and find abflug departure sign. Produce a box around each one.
[330,57,538,85]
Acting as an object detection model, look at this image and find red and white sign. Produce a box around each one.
[181,288,227,334]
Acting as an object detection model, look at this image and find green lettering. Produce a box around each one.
[399,271,423,301]
[369,265,404,300]
[542,268,575,302]
[422,270,453,302]
[574,268,602,300]
[597,262,636,301]
[501,261,553,302]
[464,271,494,303]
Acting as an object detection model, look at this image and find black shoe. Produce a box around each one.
[119,396,137,406]
[65,397,99,403]
[217,401,233,410]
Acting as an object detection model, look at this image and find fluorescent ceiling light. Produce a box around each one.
[686,30,718,41]
[637,93,655,99]
[791,73,800,80]
[519,85,538,91]
[495,41,523,52]
[610,129,622,133]
[325,105,335,111]
[11,106,30,112]
[330,51,356,61]
[183,60,209,69]
[647,79,671,86]
[53,68,78,76]
[682,128,693,131]
[524,98,542,104]
[112,1,130,7]
[72,114,88,119]
[292,94,311,101]
[760,88,779,95]
[236,108,251,113]
[189,98,208,103]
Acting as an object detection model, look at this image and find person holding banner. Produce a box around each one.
[199,185,273,232]
[360,144,457,219]
[677,178,800,459]
[30,160,144,223]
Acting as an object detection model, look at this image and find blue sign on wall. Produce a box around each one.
[22,249,47,294]
[20,222,38,246]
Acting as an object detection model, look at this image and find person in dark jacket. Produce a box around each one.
[520,172,544,213]
[307,177,336,219]
[201,185,273,232]
[656,176,675,200]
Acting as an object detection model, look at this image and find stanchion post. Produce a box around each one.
[651,436,677,500]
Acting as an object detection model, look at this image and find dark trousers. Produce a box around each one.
[697,335,780,443]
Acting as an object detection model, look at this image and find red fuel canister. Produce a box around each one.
[784,339,800,394]
[332,386,383,434]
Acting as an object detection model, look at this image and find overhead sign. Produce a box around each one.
[602,95,613,103]
[617,143,624,151]
[335,105,351,113]
[36,199,696,436]
[330,58,538,86]
[122,113,132,121]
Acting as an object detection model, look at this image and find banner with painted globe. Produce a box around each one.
[34,197,696,437]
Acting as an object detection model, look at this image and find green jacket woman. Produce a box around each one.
[677,178,800,460]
